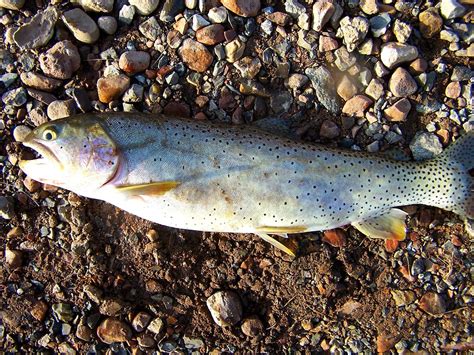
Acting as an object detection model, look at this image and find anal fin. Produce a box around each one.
[256,233,297,257]
[256,226,307,234]
[116,181,180,196]
[352,208,408,241]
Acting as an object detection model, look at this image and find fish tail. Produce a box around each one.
[431,130,473,219]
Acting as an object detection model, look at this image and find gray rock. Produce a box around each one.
[139,16,162,40]
[98,16,117,34]
[119,4,135,24]
[2,87,27,106]
[0,50,14,70]
[206,291,243,327]
[334,46,356,71]
[13,6,59,49]
[191,14,210,31]
[370,13,390,37]
[0,196,14,219]
[123,84,144,102]
[129,0,160,15]
[380,42,418,69]
[451,23,474,44]
[305,66,342,113]
[26,88,57,105]
[409,132,443,160]
[285,0,306,18]
[20,72,62,92]
[0,73,18,88]
[270,91,293,113]
[440,0,465,19]
[47,99,77,120]
[336,16,369,52]
[62,8,100,43]
[0,0,25,10]
[160,0,185,22]
[39,41,81,80]
[72,0,114,12]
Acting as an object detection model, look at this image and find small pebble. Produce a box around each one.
[206,291,243,327]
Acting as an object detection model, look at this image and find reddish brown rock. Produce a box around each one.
[322,229,347,247]
[266,12,291,26]
[319,119,340,139]
[97,74,130,103]
[179,39,213,73]
[419,292,447,315]
[342,94,373,117]
[221,0,260,17]
[163,101,191,117]
[384,98,411,121]
[241,315,264,337]
[20,72,62,92]
[445,81,461,98]
[196,24,225,45]
[31,300,48,321]
[389,68,417,97]
[97,317,132,344]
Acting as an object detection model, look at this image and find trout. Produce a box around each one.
[19,113,473,255]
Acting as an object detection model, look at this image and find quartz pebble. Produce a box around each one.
[208,6,227,23]
[206,291,243,327]
[380,43,418,69]
[62,8,100,44]
[440,0,466,19]
[39,40,81,80]
[336,16,369,52]
[225,38,245,63]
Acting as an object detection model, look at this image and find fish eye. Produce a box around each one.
[42,127,57,141]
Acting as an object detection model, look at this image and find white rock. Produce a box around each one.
[62,8,100,43]
[191,14,210,31]
[440,0,466,19]
[393,19,411,43]
[380,42,418,69]
[206,291,242,327]
[129,0,160,15]
[208,6,227,23]
[119,4,135,24]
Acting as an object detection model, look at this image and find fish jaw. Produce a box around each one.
[19,139,65,186]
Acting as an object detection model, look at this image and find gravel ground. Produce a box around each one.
[1,0,473,352]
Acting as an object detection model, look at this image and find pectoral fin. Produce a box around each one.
[256,233,297,257]
[116,181,180,196]
[352,208,408,240]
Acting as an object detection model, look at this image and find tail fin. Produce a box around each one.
[435,130,474,219]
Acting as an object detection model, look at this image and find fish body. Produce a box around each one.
[19,113,473,245]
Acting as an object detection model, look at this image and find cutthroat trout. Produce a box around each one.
[19,113,473,255]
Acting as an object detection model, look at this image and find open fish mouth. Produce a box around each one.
[19,139,64,184]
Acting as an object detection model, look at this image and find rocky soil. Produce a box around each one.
[0,0,473,352]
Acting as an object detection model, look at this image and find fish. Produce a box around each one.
[19,113,473,256]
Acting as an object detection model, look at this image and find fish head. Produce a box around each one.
[19,116,120,193]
